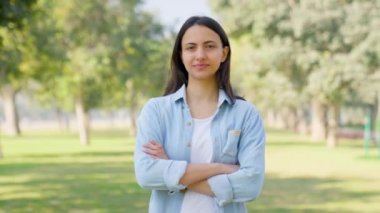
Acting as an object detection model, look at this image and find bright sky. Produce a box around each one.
[142,0,214,30]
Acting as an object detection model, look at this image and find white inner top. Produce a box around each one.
[180,114,217,213]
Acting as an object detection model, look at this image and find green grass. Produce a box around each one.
[253,128,380,213]
[0,130,148,213]
[0,128,379,212]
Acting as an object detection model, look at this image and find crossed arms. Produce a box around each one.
[134,100,265,206]
[143,140,239,196]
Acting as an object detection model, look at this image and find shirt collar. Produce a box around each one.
[217,87,233,107]
[172,84,186,103]
[171,84,233,107]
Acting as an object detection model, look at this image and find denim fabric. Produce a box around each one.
[134,85,265,213]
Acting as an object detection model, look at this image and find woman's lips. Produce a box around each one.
[193,64,209,69]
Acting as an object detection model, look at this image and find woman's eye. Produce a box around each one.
[206,45,215,49]
[185,46,195,50]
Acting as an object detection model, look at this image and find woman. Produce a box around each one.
[134,16,265,213]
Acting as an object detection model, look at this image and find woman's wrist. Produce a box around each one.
[215,163,239,174]
[214,163,227,174]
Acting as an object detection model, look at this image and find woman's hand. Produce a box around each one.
[143,140,169,160]
[222,164,240,173]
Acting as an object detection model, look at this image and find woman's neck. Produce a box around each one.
[186,80,218,105]
[185,79,219,119]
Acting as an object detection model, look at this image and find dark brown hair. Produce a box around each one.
[164,16,242,102]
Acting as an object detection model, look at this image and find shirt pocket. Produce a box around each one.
[222,129,241,157]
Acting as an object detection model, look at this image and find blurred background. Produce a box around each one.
[0,0,379,212]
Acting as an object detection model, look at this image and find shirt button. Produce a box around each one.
[186,121,192,126]
[187,143,191,147]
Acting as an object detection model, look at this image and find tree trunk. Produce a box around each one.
[0,140,3,159]
[296,106,309,135]
[0,84,20,136]
[130,107,137,136]
[109,111,115,128]
[126,80,138,136]
[75,96,90,146]
[373,92,379,143]
[129,89,138,136]
[265,109,277,127]
[311,99,327,142]
[274,111,286,129]
[285,108,298,132]
[327,103,340,148]
[56,107,70,132]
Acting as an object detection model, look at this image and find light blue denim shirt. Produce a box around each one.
[134,85,265,213]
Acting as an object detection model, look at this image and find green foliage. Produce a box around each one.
[212,0,380,109]
[0,0,170,117]
[0,0,37,87]
[26,0,168,112]
[0,0,36,29]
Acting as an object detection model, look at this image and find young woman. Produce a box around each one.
[134,16,265,213]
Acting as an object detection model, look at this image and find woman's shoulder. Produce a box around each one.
[142,94,173,112]
[233,99,259,114]
[232,99,264,127]
[142,96,164,108]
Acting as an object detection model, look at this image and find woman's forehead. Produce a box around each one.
[182,25,221,44]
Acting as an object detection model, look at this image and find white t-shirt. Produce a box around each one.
[181,114,217,213]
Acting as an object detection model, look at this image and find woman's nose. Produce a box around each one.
[195,48,206,59]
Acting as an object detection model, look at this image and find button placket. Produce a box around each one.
[183,107,193,159]
[186,120,192,148]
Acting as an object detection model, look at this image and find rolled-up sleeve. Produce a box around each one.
[134,99,188,191]
[208,108,265,206]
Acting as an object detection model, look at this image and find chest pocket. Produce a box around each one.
[222,130,241,159]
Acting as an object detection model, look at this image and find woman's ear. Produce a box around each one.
[221,46,229,62]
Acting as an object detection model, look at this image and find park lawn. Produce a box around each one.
[252,129,380,213]
[0,130,148,213]
[0,129,379,213]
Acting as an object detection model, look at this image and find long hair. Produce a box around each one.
[163,16,242,102]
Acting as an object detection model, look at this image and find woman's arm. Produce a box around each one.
[179,162,238,186]
[135,100,189,192]
[187,180,214,196]
[144,141,239,187]
[207,108,265,206]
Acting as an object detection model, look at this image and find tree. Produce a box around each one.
[212,0,380,147]
[0,0,37,158]
[0,0,36,30]
[28,0,168,144]
[103,8,170,134]
[0,0,37,137]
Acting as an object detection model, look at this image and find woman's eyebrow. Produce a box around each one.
[184,40,217,45]
[204,40,216,44]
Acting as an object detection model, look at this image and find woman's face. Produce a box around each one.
[181,25,229,83]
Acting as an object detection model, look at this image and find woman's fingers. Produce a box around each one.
[143,148,159,157]
[143,148,167,159]
[143,140,169,160]
[150,140,159,145]
[143,140,161,149]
